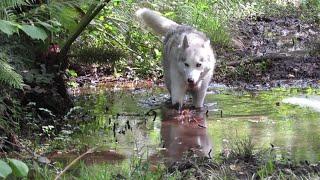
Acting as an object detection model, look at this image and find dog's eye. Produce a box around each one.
[196,63,202,67]
[184,63,189,67]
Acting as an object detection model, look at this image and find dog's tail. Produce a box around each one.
[135,8,179,36]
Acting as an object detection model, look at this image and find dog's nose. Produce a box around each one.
[187,78,194,84]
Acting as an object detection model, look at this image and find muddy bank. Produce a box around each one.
[166,151,320,179]
[214,15,320,88]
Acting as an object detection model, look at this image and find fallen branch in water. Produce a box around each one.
[116,109,158,121]
[54,147,96,180]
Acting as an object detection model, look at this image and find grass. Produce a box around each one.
[30,158,167,180]
[29,138,320,180]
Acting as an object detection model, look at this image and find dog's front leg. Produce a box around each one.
[192,89,206,108]
[192,78,210,108]
[171,83,185,110]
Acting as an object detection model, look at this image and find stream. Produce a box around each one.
[49,83,320,167]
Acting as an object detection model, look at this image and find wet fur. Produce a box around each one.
[136,8,216,108]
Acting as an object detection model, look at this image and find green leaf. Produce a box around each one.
[8,159,29,177]
[0,0,26,9]
[19,25,48,41]
[0,160,12,179]
[37,21,54,31]
[0,20,18,36]
[0,58,23,89]
[54,6,79,32]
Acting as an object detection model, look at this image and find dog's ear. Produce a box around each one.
[182,35,189,49]
[202,40,211,48]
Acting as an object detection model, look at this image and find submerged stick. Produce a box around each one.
[54,147,96,180]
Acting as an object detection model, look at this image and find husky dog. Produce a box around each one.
[136,8,216,109]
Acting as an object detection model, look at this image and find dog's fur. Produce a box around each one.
[136,8,216,108]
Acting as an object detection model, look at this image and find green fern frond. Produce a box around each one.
[0,0,27,19]
[0,54,23,89]
[0,0,26,9]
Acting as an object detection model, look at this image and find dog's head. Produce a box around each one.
[178,35,215,88]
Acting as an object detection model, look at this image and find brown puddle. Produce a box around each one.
[149,107,212,165]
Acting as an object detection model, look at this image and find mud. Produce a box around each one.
[214,15,320,88]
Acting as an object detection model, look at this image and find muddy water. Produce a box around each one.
[56,85,320,165]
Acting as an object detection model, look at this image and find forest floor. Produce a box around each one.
[71,14,320,91]
[214,14,320,89]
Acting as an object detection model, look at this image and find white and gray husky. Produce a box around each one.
[136,8,216,109]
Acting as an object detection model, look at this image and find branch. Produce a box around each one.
[54,147,97,180]
[59,1,110,71]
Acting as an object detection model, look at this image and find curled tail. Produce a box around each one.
[135,8,179,36]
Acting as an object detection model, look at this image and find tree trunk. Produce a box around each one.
[58,1,110,71]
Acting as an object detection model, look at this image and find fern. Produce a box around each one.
[0,53,23,89]
[0,0,26,8]
[0,0,102,38]
[0,0,27,19]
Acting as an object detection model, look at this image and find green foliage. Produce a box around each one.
[67,81,79,88]
[0,0,103,40]
[0,160,12,179]
[0,0,49,40]
[0,20,48,40]
[66,69,78,78]
[53,6,79,32]
[0,53,23,89]
[0,20,18,35]
[229,138,255,160]
[73,46,124,65]
[72,1,163,77]
[166,0,232,45]
[257,160,276,178]
[0,159,29,178]
[19,24,48,41]
[0,0,103,88]
[0,0,26,19]
[7,158,29,177]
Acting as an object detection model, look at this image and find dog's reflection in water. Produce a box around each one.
[157,106,212,164]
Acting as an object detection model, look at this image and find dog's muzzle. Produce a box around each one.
[187,79,199,90]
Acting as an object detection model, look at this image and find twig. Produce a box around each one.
[145,109,157,121]
[208,149,212,159]
[54,147,96,180]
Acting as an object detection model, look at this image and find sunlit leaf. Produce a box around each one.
[0,20,18,35]
[19,25,48,41]
[37,21,54,31]
[53,6,79,32]
[8,159,29,177]
[0,160,12,179]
